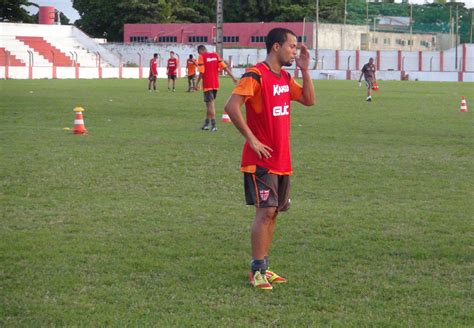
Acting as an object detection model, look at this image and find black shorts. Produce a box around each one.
[365,78,374,89]
[188,74,196,81]
[168,75,177,80]
[244,166,291,212]
[148,75,156,81]
[204,90,218,103]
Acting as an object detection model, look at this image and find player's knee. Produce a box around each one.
[256,207,277,224]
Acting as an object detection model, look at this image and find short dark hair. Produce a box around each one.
[153,53,158,58]
[197,45,206,53]
[189,54,193,59]
[170,51,175,54]
[265,28,297,54]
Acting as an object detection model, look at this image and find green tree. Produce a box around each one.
[73,0,174,41]
[0,0,37,23]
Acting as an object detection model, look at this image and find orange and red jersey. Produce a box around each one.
[167,57,178,75]
[186,58,197,76]
[149,58,158,75]
[232,62,303,175]
[198,52,227,91]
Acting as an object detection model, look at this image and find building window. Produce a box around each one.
[130,36,148,42]
[251,36,266,43]
[420,40,429,46]
[383,38,391,45]
[188,36,208,43]
[297,36,307,43]
[396,39,407,46]
[407,40,413,46]
[158,36,177,43]
[223,36,239,43]
[372,37,378,44]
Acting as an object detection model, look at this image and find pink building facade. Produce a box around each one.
[124,22,310,47]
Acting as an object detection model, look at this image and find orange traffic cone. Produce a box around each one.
[220,111,231,123]
[73,107,87,134]
[460,96,468,113]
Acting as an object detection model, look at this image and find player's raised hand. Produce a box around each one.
[296,44,310,70]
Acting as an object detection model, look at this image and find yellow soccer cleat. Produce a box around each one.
[265,269,287,284]
[248,271,272,290]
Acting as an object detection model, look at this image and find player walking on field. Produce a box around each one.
[224,28,315,290]
[358,58,377,102]
[186,54,198,92]
[148,53,158,92]
[195,45,237,132]
[167,51,178,92]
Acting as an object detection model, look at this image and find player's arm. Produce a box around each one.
[195,56,204,89]
[224,94,272,159]
[223,66,238,84]
[358,65,365,83]
[358,70,364,83]
[195,74,202,89]
[294,44,315,106]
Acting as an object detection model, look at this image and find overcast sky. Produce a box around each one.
[26,0,473,24]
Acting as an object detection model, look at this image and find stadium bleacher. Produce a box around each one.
[0,22,118,67]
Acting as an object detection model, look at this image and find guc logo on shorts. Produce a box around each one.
[259,189,270,201]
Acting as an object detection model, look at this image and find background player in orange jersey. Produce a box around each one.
[186,54,198,92]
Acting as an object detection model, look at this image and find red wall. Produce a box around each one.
[124,22,312,47]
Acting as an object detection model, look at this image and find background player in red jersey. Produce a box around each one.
[148,53,158,92]
[195,45,237,132]
[224,28,315,290]
[167,51,178,92]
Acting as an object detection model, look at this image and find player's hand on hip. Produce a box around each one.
[249,138,273,159]
[296,44,310,70]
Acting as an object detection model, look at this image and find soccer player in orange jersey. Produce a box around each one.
[186,54,198,92]
[224,28,315,290]
[195,45,237,132]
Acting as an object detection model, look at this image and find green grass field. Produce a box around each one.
[1,78,473,326]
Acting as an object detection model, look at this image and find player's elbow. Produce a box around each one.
[301,95,316,106]
[224,103,235,116]
[306,97,316,106]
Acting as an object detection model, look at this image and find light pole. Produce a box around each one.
[344,0,347,25]
[455,5,459,71]
[409,2,413,52]
[314,0,319,69]
[342,0,347,50]
[216,0,223,59]
[366,0,370,50]
[470,8,473,44]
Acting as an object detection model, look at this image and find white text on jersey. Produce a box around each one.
[273,84,289,96]
[273,105,289,116]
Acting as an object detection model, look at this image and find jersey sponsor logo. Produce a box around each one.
[273,105,289,117]
[273,84,289,96]
[259,189,270,201]
[206,57,218,62]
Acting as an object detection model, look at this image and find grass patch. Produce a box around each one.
[1,78,473,326]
